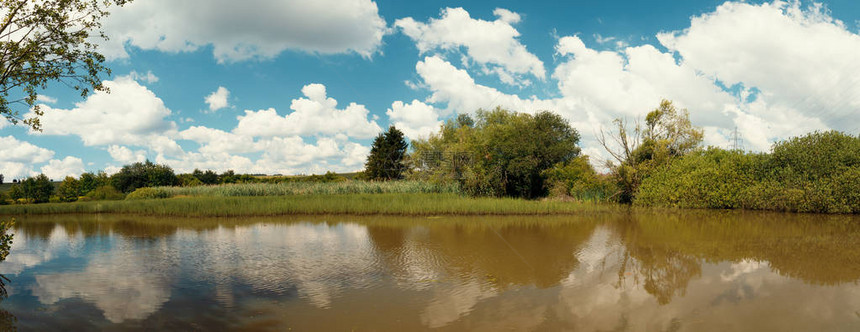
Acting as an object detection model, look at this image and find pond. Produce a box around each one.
[0,210,858,331]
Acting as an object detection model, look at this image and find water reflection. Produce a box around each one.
[0,211,857,330]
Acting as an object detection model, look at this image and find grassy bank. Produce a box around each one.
[0,193,609,217]
[127,180,460,199]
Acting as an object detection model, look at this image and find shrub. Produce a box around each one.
[126,187,173,200]
[635,131,859,213]
[57,176,82,202]
[18,174,54,203]
[84,185,125,201]
[111,160,179,193]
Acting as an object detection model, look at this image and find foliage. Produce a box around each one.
[111,160,179,193]
[150,180,460,197]
[0,218,11,262]
[12,174,54,203]
[7,184,22,201]
[126,187,173,200]
[636,131,860,213]
[177,173,204,187]
[0,218,12,298]
[192,169,219,185]
[79,171,110,195]
[0,193,608,217]
[599,100,703,203]
[0,0,132,130]
[412,108,581,198]
[543,156,617,202]
[0,174,3,184]
[365,126,409,181]
[83,185,124,201]
[57,176,81,202]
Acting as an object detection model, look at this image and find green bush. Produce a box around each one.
[111,160,180,193]
[543,156,617,202]
[635,131,859,213]
[84,185,125,201]
[126,187,174,200]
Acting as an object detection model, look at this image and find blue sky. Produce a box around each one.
[2,0,860,179]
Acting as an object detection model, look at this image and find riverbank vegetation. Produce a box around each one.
[1,101,856,215]
[0,193,607,217]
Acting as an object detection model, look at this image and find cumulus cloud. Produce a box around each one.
[657,0,859,139]
[101,0,388,62]
[31,77,179,152]
[386,100,443,140]
[36,95,57,104]
[107,145,148,165]
[204,86,231,112]
[396,7,545,85]
[0,136,55,179]
[0,136,54,164]
[235,83,381,139]
[128,70,159,84]
[40,157,86,180]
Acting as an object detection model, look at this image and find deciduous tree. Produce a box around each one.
[0,0,131,130]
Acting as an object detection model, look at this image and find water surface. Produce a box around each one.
[0,211,859,331]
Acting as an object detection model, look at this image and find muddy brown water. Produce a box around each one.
[0,210,858,331]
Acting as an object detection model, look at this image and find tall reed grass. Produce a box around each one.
[134,180,461,198]
[0,193,607,217]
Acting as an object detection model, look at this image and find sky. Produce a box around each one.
[2,0,860,180]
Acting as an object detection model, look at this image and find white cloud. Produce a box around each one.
[657,0,860,138]
[161,135,369,175]
[31,77,178,151]
[128,70,159,84]
[179,126,257,155]
[396,7,545,85]
[40,157,86,180]
[235,83,381,139]
[204,86,231,112]
[386,100,443,140]
[0,136,54,164]
[101,0,388,62]
[36,95,57,104]
[107,145,148,165]
[0,136,53,179]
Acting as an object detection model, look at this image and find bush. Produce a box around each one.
[126,187,174,200]
[84,185,125,201]
[635,131,859,213]
[543,156,617,202]
[411,108,580,198]
[111,160,180,193]
[57,176,82,202]
[18,174,54,203]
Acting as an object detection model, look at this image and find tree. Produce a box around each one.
[192,169,218,185]
[365,126,409,181]
[18,174,53,203]
[598,99,703,203]
[0,174,3,184]
[79,171,109,195]
[0,0,131,130]
[57,176,81,202]
[412,108,581,198]
[111,160,179,193]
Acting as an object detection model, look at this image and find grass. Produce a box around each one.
[143,180,461,198]
[0,193,610,217]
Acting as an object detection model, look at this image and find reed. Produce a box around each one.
[145,180,461,198]
[0,193,608,217]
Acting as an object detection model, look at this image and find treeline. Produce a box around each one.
[0,160,348,205]
[402,101,858,213]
